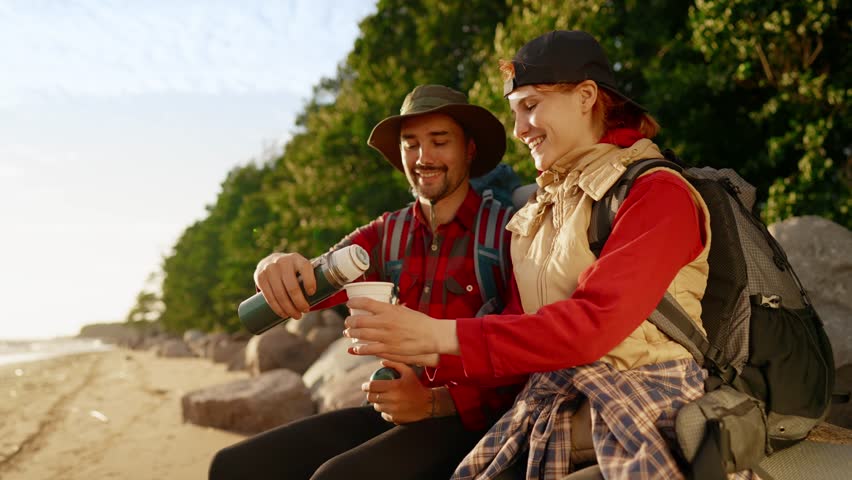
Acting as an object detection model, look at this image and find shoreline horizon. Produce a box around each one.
[0,337,114,367]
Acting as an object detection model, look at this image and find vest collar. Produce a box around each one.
[509,139,662,237]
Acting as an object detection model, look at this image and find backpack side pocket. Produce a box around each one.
[676,385,769,473]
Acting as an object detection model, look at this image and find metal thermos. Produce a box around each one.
[238,245,370,335]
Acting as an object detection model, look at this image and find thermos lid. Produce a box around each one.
[330,245,370,283]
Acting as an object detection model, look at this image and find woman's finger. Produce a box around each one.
[349,342,389,356]
[347,297,395,314]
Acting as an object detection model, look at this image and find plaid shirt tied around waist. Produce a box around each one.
[452,359,714,480]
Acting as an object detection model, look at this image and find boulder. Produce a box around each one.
[245,326,319,376]
[284,310,324,338]
[769,216,852,368]
[828,364,852,429]
[184,332,214,357]
[320,308,346,329]
[204,333,230,360]
[182,329,205,345]
[305,326,343,355]
[181,369,314,434]
[302,337,378,395]
[211,338,248,364]
[315,362,379,413]
[227,352,246,372]
[155,339,194,358]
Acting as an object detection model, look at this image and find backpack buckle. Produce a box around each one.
[714,363,737,385]
[759,294,781,309]
[704,344,736,385]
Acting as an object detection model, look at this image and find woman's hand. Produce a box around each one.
[362,361,433,424]
[343,297,459,359]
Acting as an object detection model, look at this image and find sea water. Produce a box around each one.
[0,337,113,366]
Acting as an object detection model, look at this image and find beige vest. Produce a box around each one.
[507,140,712,370]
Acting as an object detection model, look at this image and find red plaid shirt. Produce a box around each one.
[319,187,526,430]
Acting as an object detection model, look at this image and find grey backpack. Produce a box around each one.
[589,154,835,479]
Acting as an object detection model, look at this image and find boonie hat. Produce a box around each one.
[503,30,646,112]
[368,85,506,178]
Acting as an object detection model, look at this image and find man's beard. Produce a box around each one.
[411,167,457,203]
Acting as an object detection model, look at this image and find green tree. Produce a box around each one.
[125,271,164,325]
[160,218,220,332]
[469,0,850,226]
[259,0,512,258]
[154,0,849,334]
[160,162,272,333]
[688,0,850,226]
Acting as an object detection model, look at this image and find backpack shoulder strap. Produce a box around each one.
[587,157,734,377]
[381,204,415,286]
[588,158,683,257]
[474,189,514,305]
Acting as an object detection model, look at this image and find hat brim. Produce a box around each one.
[368,104,506,178]
[598,83,647,113]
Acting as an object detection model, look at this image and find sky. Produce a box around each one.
[0,0,377,339]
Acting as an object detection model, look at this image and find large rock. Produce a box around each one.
[142,334,171,352]
[769,216,852,368]
[302,337,378,395]
[184,332,217,358]
[306,326,343,354]
[285,310,324,338]
[275,307,349,358]
[210,338,248,364]
[315,362,378,413]
[203,333,230,360]
[183,329,205,345]
[245,326,319,376]
[155,339,194,358]
[181,369,313,434]
[320,309,346,329]
[828,364,852,429]
[227,352,246,372]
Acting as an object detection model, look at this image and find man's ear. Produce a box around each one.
[467,138,477,164]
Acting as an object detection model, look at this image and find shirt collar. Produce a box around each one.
[412,184,480,232]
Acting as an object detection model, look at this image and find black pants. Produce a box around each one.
[209,406,486,480]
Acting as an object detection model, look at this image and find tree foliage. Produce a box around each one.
[142,0,848,333]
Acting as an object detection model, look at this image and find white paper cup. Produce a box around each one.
[344,281,395,346]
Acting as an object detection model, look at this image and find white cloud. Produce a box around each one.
[0,0,376,103]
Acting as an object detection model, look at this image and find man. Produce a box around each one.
[209,85,527,480]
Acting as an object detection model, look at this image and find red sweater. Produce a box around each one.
[450,170,706,380]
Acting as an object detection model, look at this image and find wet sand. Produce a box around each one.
[0,349,248,479]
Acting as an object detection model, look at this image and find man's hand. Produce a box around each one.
[362,361,433,424]
[254,252,316,320]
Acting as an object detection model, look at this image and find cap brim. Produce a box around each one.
[598,83,647,113]
[368,104,506,178]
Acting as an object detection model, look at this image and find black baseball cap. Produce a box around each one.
[503,30,646,112]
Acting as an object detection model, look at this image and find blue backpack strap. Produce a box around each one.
[474,189,513,307]
[381,205,414,287]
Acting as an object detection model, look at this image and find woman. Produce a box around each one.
[346,31,754,480]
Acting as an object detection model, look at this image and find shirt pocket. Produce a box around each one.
[443,275,483,317]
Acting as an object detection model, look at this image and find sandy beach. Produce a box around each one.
[0,349,248,480]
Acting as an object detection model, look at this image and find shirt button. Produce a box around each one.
[423,286,431,293]
[466,285,474,292]
[431,244,438,251]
